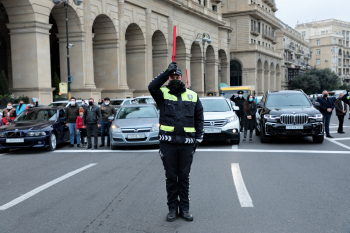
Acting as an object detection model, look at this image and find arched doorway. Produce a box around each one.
[190,42,203,94]
[0,3,11,91]
[92,14,118,97]
[206,45,216,94]
[230,60,242,86]
[218,50,228,85]
[49,15,60,97]
[152,30,168,77]
[175,36,186,84]
[125,23,146,92]
[257,59,263,94]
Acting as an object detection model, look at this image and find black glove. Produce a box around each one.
[167,62,177,74]
[191,140,200,156]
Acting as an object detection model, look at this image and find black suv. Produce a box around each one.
[256,90,324,143]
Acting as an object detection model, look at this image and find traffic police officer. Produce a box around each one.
[231,90,245,132]
[148,62,204,222]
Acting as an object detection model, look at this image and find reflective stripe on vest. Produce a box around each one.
[160,125,174,132]
[160,87,198,102]
[184,127,196,133]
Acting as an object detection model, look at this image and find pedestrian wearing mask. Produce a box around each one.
[16,99,27,115]
[76,107,87,147]
[242,96,257,143]
[317,90,335,138]
[100,97,116,147]
[231,91,245,132]
[2,102,16,125]
[83,98,102,150]
[335,93,347,134]
[65,97,80,147]
[149,62,204,222]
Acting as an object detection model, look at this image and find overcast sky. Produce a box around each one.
[275,0,349,28]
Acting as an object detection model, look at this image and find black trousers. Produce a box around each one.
[160,142,194,212]
[337,115,344,132]
[79,128,87,144]
[238,115,244,131]
[86,124,98,149]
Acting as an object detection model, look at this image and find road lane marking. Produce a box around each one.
[53,149,350,154]
[231,163,253,207]
[324,137,350,150]
[0,163,97,211]
[333,137,350,141]
[232,145,238,150]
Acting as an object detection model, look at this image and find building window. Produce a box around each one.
[332,67,336,72]
[316,59,321,65]
[316,40,320,45]
[212,5,217,11]
[262,42,264,46]
[251,39,253,44]
[339,39,342,45]
[333,47,337,54]
[258,22,260,32]
[333,38,336,44]
[333,57,337,63]
[302,31,306,37]
[258,41,260,45]
[251,20,253,31]
[316,49,321,55]
[198,0,201,4]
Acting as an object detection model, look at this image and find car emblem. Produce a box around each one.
[188,94,193,100]
[134,129,138,133]
[210,122,215,126]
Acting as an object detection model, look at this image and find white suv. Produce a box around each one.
[200,97,240,144]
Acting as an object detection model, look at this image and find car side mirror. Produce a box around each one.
[233,106,239,111]
[60,117,66,122]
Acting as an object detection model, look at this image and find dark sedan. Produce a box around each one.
[0,107,70,152]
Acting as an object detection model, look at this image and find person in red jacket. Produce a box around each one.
[76,107,87,147]
[2,102,16,125]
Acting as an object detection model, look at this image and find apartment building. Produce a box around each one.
[222,0,283,94]
[296,19,350,83]
[275,22,311,89]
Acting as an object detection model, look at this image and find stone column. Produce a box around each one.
[177,52,191,85]
[118,0,129,90]
[146,8,153,84]
[276,71,281,90]
[7,22,54,105]
[257,69,264,95]
[167,17,173,65]
[264,70,270,93]
[270,71,276,91]
[220,61,229,85]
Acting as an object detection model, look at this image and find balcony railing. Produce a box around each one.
[250,27,260,36]
[284,58,294,64]
[249,44,283,57]
[262,31,276,43]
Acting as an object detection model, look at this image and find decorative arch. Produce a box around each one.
[230,60,242,86]
[191,42,203,94]
[218,49,229,85]
[175,36,187,76]
[152,30,168,77]
[206,45,217,94]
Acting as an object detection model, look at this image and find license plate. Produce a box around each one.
[204,128,222,134]
[286,125,304,130]
[127,134,146,139]
[6,139,24,143]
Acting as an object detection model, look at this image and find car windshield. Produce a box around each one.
[14,109,57,121]
[222,90,250,99]
[48,102,67,107]
[111,100,124,105]
[201,99,231,112]
[266,94,311,107]
[137,98,155,104]
[117,106,157,119]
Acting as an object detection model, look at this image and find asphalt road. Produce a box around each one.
[0,116,350,233]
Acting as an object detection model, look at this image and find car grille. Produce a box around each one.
[125,138,147,142]
[6,132,25,138]
[280,114,309,125]
[204,120,227,127]
[121,128,151,133]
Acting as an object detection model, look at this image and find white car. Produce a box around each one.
[200,97,240,144]
[135,96,156,104]
[48,99,89,107]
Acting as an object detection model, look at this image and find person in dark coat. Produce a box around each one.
[231,90,245,132]
[335,93,347,134]
[317,90,335,138]
[242,95,257,143]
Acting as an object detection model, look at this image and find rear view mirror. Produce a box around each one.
[233,106,239,111]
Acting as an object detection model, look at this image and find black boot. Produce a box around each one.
[166,210,177,222]
[179,210,193,221]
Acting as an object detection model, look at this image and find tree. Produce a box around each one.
[0,70,9,95]
[52,72,60,96]
[338,83,350,90]
[290,68,340,94]
[290,74,321,94]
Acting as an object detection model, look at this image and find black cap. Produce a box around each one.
[238,90,243,94]
[171,68,182,76]
[104,97,110,101]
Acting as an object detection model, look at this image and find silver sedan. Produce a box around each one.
[109,104,160,149]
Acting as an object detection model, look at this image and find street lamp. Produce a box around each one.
[195,33,211,95]
[52,0,83,99]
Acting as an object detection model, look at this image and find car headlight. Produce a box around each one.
[111,125,122,133]
[226,116,238,123]
[0,132,6,137]
[309,114,323,119]
[151,123,160,132]
[27,132,46,136]
[264,115,280,120]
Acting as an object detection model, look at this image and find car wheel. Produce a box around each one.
[47,133,57,151]
[313,135,324,143]
[260,125,271,143]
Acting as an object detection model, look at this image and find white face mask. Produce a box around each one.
[70,101,75,105]
[7,106,12,110]
[239,95,243,98]
[105,102,110,106]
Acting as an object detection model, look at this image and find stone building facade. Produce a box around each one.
[275,22,311,89]
[0,0,232,104]
[221,0,283,95]
[296,19,350,84]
